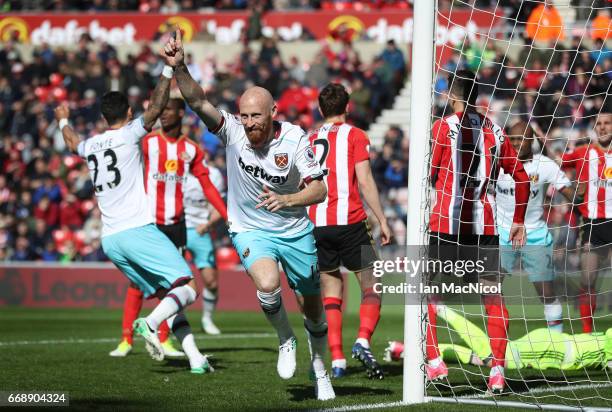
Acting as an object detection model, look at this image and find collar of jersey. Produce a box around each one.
[159,130,185,143]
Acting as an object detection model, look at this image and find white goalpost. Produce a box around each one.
[403,0,611,410]
[403,0,435,405]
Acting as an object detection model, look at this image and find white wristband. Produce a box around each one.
[162,65,174,79]
[58,118,69,130]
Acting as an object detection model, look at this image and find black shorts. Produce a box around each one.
[428,232,500,277]
[579,218,612,247]
[157,220,187,250]
[314,220,378,273]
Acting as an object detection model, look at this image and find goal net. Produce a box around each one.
[404,0,612,409]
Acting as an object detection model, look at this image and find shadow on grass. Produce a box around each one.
[69,398,155,411]
[286,384,393,402]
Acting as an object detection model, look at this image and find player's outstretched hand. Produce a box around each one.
[509,223,526,249]
[256,185,290,213]
[160,28,184,67]
[379,219,392,246]
[54,103,70,122]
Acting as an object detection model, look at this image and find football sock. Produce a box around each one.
[426,302,441,361]
[544,298,563,333]
[168,312,202,368]
[146,284,197,330]
[202,288,218,320]
[429,356,443,368]
[158,320,170,343]
[357,287,381,344]
[122,286,143,345]
[490,365,504,377]
[323,296,344,361]
[355,337,370,349]
[304,317,328,373]
[578,288,596,333]
[331,358,347,369]
[483,294,509,368]
[257,288,294,344]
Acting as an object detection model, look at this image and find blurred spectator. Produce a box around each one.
[384,157,407,189]
[33,195,59,229]
[13,236,34,261]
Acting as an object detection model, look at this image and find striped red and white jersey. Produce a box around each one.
[430,111,529,235]
[562,144,612,219]
[308,122,369,226]
[142,132,210,226]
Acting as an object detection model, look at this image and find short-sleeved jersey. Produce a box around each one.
[307,122,369,226]
[184,165,226,228]
[212,109,324,236]
[142,132,210,226]
[561,144,612,219]
[496,155,571,230]
[77,117,152,237]
[430,111,530,235]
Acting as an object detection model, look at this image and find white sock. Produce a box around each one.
[257,288,294,343]
[146,284,197,330]
[356,337,370,349]
[429,356,442,368]
[544,299,563,333]
[304,317,328,373]
[167,312,202,368]
[202,288,218,320]
[331,358,346,369]
[183,334,204,368]
[490,365,504,377]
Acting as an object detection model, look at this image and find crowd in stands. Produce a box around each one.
[0,29,406,261]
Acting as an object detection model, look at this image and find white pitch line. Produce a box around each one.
[459,382,612,399]
[309,401,404,412]
[309,383,612,412]
[0,332,275,347]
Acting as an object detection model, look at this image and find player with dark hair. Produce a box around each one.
[428,70,530,393]
[109,97,227,357]
[496,120,574,332]
[559,110,612,333]
[309,82,391,379]
[54,46,213,374]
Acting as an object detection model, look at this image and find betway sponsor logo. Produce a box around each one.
[152,172,187,183]
[239,157,287,185]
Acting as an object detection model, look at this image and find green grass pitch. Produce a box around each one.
[1,301,610,411]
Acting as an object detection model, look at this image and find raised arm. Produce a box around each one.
[166,29,222,130]
[142,74,171,132]
[141,40,180,131]
[54,103,80,153]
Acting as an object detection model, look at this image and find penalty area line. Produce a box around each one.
[0,332,276,346]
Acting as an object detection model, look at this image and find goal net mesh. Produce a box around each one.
[422,0,612,408]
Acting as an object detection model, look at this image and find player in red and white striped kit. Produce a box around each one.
[110,98,227,358]
[428,70,529,393]
[309,83,391,379]
[560,110,612,334]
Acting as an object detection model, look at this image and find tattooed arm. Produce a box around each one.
[142,74,171,132]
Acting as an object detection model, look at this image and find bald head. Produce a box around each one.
[239,86,277,149]
[240,86,274,113]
